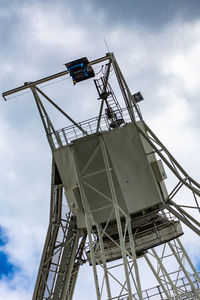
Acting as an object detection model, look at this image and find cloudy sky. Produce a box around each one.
[1,0,200,299]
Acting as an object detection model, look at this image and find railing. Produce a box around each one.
[120,272,200,300]
[48,107,132,149]
[140,272,200,300]
[132,211,182,245]
[85,211,183,265]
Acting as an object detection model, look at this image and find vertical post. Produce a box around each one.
[99,136,137,300]
[71,148,101,300]
[127,218,143,299]
[96,225,112,299]
[110,53,144,122]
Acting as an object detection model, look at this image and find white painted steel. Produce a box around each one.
[4,53,200,300]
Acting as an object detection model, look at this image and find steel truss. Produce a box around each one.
[136,122,200,236]
[32,160,86,300]
[3,53,200,300]
[144,239,200,299]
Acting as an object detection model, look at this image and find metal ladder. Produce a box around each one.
[94,77,124,127]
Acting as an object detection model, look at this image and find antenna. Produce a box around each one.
[104,37,111,53]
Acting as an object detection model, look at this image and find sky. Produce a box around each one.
[0,0,200,299]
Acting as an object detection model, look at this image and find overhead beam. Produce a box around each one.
[2,54,111,100]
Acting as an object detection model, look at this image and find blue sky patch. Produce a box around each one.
[0,226,15,278]
[197,262,200,273]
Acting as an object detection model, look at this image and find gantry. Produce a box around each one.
[3,53,200,300]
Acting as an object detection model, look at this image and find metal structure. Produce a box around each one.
[3,53,200,300]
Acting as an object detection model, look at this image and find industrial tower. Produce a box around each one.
[3,53,200,300]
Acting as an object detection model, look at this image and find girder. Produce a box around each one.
[32,161,85,300]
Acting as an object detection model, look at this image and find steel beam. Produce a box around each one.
[2,54,111,100]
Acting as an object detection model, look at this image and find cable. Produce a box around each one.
[95,65,104,76]
[6,63,108,101]
[6,76,71,100]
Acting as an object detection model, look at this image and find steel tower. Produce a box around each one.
[3,53,200,300]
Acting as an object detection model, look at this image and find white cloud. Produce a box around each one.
[0,278,32,300]
[161,21,200,94]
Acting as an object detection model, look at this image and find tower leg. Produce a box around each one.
[96,225,112,299]
[72,148,102,300]
[100,136,143,300]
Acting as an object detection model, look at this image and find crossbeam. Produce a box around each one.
[2,54,111,100]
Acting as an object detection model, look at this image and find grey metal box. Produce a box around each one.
[53,123,165,228]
